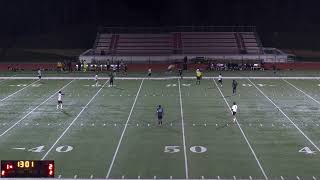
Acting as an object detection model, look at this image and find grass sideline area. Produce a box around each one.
[0,71,320,179]
[1,69,320,78]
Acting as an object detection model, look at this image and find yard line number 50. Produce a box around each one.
[164,145,207,154]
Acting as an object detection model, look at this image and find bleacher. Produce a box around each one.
[240,32,262,54]
[180,32,239,54]
[92,27,263,56]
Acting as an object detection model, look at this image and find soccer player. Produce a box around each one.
[231,102,237,122]
[218,73,223,87]
[109,72,114,87]
[178,68,183,79]
[156,105,164,125]
[148,68,152,77]
[94,73,99,87]
[196,69,202,85]
[232,79,238,95]
[57,91,64,110]
[37,68,42,80]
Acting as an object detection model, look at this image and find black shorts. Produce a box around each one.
[196,76,200,80]
[232,111,236,115]
[158,116,163,120]
[218,79,222,83]
[110,79,113,83]
[58,100,62,104]
[38,76,41,79]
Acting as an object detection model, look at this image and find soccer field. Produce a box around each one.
[1,73,320,180]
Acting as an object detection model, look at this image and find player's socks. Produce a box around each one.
[56,105,59,109]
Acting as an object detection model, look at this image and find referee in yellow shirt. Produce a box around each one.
[196,69,202,85]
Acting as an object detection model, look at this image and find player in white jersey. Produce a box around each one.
[218,73,222,87]
[94,73,98,87]
[37,69,42,80]
[57,91,64,110]
[231,102,237,122]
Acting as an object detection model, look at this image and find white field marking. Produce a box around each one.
[248,79,320,152]
[106,79,144,178]
[213,79,268,180]
[5,76,320,80]
[0,80,40,102]
[283,79,320,105]
[0,80,74,137]
[178,79,189,179]
[41,80,109,160]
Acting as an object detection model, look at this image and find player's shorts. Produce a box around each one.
[196,76,200,80]
[58,100,62,104]
[38,76,41,79]
[232,111,236,115]
[158,115,163,120]
[148,73,151,76]
[218,79,222,83]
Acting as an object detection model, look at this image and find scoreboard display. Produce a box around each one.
[1,160,54,178]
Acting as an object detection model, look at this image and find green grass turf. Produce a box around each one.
[0,75,320,179]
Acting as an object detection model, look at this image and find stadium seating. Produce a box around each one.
[93,31,263,56]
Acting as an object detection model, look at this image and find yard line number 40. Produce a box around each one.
[165,145,207,153]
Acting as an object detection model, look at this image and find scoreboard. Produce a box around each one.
[1,160,54,178]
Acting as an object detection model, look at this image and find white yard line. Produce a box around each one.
[41,80,109,160]
[0,80,74,137]
[177,79,189,179]
[106,79,144,179]
[0,80,40,102]
[213,79,268,180]
[2,76,320,80]
[248,79,320,152]
[283,79,320,105]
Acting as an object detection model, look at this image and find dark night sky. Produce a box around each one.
[0,0,319,34]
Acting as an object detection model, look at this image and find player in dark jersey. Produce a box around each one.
[232,80,238,95]
[178,68,183,79]
[156,105,164,125]
[109,72,114,87]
